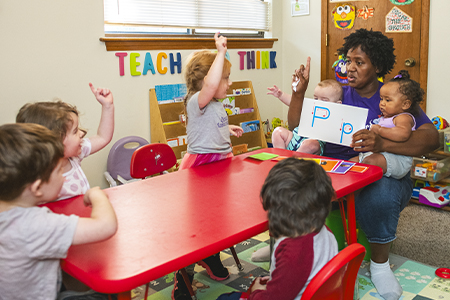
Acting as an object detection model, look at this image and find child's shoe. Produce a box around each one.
[198,253,229,281]
[172,270,194,300]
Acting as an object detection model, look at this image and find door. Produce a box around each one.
[321,0,429,111]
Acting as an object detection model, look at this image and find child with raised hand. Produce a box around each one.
[217,157,338,300]
[172,33,243,300]
[271,79,343,155]
[16,83,114,200]
[355,70,423,179]
[0,123,117,300]
[179,32,243,170]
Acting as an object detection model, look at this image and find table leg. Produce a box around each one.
[117,291,132,300]
[347,193,358,245]
[180,268,197,300]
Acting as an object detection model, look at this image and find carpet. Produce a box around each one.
[392,201,450,268]
[129,230,450,300]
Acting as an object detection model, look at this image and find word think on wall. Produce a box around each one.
[115,51,277,76]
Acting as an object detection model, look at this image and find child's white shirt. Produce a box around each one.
[57,138,91,201]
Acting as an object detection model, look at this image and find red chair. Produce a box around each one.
[301,243,366,300]
[130,143,177,179]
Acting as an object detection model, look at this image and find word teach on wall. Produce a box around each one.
[115,51,277,76]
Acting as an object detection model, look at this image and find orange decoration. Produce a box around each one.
[357,5,374,20]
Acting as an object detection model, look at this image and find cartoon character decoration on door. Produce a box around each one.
[332,3,356,30]
[390,0,414,5]
[332,55,348,84]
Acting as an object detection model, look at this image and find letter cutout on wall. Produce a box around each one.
[297,98,368,146]
[115,52,128,76]
[170,52,182,74]
[143,53,156,75]
[130,53,141,76]
[157,52,168,74]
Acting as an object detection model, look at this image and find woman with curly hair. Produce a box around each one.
[287,29,439,300]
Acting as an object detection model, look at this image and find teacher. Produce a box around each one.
[288,29,439,300]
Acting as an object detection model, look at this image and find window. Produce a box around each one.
[103,0,271,37]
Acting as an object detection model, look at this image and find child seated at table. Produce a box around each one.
[16,83,114,200]
[216,157,338,300]
[0,123,118,300]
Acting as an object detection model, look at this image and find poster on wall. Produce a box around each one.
[386,6,412,33]
[291,0,309,17]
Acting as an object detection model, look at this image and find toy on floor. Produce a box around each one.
[418,186,450,208]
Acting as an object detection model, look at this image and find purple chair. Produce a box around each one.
[104,136,149,187]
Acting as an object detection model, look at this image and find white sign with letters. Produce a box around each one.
[297,98,368,147]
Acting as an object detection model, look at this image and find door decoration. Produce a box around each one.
[386,6,412,33]
[330,0,367,2]
[332,55,348,84]
[357,5,374,20]
[332,3,356,30]
[389,0,414,5]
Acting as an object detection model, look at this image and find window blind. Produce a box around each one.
[104,0,270,32]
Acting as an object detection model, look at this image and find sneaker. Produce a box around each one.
[198,253,229,281]
[172,270,194,300]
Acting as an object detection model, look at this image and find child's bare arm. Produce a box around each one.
[72,187,118,245]
[370,114,414,142]
[267,85,291,106]
[198,32,227,109]
[88,83,115,154]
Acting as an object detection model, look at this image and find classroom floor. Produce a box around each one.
[130,231,450,300]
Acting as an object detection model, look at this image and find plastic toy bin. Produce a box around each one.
[411,154,450,182]
[445,130,450,153]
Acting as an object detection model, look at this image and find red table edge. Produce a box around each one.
[60,222,269,295]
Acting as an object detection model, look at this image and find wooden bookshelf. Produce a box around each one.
[149,80,267,160]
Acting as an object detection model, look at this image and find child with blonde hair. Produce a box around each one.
[172,33,243,300]
[16,83,114,200]
[0,123,117,299]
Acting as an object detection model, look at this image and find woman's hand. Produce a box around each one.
[292,57,311,95]
[351,129,385,153]
[229,125,243,137]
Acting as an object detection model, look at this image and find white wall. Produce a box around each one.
[0,1,448,189]
[0,0,283,189]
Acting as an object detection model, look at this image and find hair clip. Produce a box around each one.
[394,74,402,79]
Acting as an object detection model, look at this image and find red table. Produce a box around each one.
[44,148,382,299]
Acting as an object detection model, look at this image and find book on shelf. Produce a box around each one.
[240,120,260,133]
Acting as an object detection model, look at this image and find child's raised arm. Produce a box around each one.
[267,85,292,106]
[72,187,118,245]
[197,32,227,109]
[88,83,115,154]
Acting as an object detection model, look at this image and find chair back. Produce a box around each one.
[130,143,177,179]
[301,243,366,300]
[106,136,149,182]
